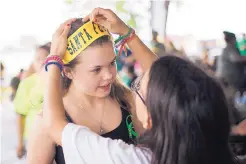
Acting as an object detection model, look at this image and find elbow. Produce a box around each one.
[43,113,67,144]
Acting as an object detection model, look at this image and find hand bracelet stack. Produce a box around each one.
[44,55,64,73]
[114,27,135,56]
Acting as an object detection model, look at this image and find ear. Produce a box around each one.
[142,113,152,130]
[147,114,152,130]
[63,66,73,79]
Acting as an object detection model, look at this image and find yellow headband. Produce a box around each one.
[63,21,111,64]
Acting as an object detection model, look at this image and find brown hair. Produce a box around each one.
[63,19,132,109]
[0,62,4,71]
[38,42,51,53]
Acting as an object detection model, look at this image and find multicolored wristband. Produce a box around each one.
[114,28,135,56]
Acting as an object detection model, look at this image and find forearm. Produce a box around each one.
[127,35,158,72]
[43,65,67,145]
[17,115,25,145]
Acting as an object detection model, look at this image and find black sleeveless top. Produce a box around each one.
[54,105,137,164]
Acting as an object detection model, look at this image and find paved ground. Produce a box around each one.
[1,99,27,164]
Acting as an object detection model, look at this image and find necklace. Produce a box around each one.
[79,104,105,135]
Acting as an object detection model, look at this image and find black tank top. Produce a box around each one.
[54,104,137,164]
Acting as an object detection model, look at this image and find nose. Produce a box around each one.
[103,69,113,80]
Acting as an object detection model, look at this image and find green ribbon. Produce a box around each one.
[114,28,133,45]
[126,115,138,138]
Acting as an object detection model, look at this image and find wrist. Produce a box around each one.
[119,25,130,36]
[46,64,61,73]
[18,140,24,146]
[44,55,64,73]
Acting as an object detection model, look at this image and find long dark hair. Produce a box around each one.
[63,19,132,109]
[139,56,237,164]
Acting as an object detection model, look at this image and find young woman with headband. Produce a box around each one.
[27,17,147,164]
[42,8,242,164]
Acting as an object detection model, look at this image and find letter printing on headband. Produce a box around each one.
[63,21,112,64]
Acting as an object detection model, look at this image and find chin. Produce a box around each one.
[97,90,111,98]
[96,84,112,98]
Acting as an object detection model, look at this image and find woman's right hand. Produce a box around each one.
[83,8,129,36]
[16,143,26,159]
[50,18,76,58]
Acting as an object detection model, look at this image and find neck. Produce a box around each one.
[65,83,108,109]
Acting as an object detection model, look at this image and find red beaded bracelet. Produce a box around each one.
[44,55,63,66]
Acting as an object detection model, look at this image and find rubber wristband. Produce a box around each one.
[45,61,63,72]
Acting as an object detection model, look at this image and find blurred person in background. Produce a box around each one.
[199,42,216,73]
[201,42,210,66]
[115,47,137,87]
[9,77,20,101]
[115,47,134,72]
[0,62,5,80]
[14,42,51,159]
[0,62,5,100]
[165,40,179,54]
[151,30,165,57]
[179,45,187,57]
[215,32,246,157]
[119,65,137,87]
[237,33,246,56]
[18,69,24,80]
[9,69,25,101]
[216,31,246,93]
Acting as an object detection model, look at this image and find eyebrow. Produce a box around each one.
[90,56,116,69]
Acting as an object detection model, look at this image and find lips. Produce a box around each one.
[99,83,111,91]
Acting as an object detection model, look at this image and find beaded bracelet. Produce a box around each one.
[45,61,63,72]
[115,28,135,56]
[44,55,63,66]
[114,27,133,45]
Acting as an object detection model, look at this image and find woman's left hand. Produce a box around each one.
[50,18,76,58]
[83,8,129,36]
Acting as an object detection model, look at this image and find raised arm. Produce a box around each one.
[27,115,56,164]
[83,8,158,72]
[42,19,76,145]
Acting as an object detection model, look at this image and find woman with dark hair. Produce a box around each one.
[27,18,146,164]
[41,8,241,164]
